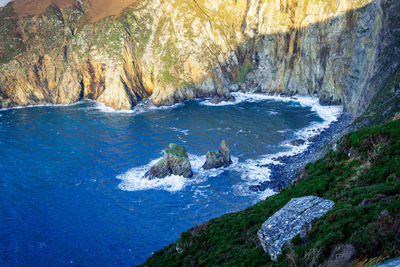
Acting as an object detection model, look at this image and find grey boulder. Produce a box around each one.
[203,140,232,170]
[210,91,235,104]
[289,139,306,146]
[257,196,334,261]
[145,143,193,179]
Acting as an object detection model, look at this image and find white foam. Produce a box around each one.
[149,102,184,110]
[217,92,343,199]
[87,100,135,114]
[117,154,238,192]
[117,92,342,199]
[293,96,343,140]
[200,92,342,130]
[117,157,194,192]
[199,92,278,106]
[0,101,84,112]
[169,127,189,136]
[88,98,184,115]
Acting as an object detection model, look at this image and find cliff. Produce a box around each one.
[0,0,399,117]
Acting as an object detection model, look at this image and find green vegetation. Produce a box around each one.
[232,58,254,83]
[353,66,400,129]
[143,120,400,266]
[165,143,189,159]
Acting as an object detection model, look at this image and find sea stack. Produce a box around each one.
[145,143,193,179]
[203,140,233,170]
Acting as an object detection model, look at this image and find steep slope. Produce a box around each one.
[0,0,399,116]
[142,118,400,266]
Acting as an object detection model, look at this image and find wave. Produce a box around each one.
[117,92,342,198]
[219,93,342,198]
[0,101,84,112]
[200,92,342,151]
[117,154,238,192]
[88,98,184,115]
[169,127,189,136]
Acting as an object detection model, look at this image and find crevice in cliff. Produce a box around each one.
[192,0,213,30]
[120,25,152,107]
[63,46,68,63]
[79,79,85,100]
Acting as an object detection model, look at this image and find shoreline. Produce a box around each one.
[249,112,353,192]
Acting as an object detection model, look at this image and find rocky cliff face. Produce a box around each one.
[0,0,399,116]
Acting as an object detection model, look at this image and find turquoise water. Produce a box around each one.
[0,94,333,266]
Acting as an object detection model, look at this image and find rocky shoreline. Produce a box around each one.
[250,112,353,192]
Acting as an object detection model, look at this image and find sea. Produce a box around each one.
[0,92,342,266]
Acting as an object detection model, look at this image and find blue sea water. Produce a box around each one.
[0,93,338,266]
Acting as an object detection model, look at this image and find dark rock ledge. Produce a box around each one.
[250,112,353,192]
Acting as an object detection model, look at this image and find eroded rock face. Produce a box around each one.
[0,0,399,116]
[257,196,334,261]
[145,144,193,179]
[203,140,232,170]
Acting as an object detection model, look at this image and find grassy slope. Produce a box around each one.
[142,119,400,266]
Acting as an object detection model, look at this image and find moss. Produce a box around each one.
[142,120,400,266]
[165,143,189,159]
[231,57,254,83]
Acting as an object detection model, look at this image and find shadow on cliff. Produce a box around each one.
[0,0,399,116]
[144,0,399,117]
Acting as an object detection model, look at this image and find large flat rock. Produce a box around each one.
[257,196,334,261]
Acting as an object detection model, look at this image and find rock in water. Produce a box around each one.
[203,140,232,170]
[289,139,306,146]
[209,91,235,104]
[257,196,334,261]
[145,144,193,179]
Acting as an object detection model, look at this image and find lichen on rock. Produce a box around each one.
[202,140,232,170]
[145,143,193,179]
[257,196,334,261]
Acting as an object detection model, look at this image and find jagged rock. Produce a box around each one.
[210,92,235,104]
[257,196,334,261]
[289,139,306,146]
[249,185,259,192]
[203,140,232,170]
[145,144,193,179]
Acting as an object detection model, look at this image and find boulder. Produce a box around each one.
[145,143,193,179]
[210,91,235,104]
[257,196,334,261]
[203,140,232,170]
[289,139,306,146]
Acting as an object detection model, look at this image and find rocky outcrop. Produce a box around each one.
[0,0,399,117]
[145,143,193,179]
[289,139,306,147]
[209,90,235,104]
[257,196,334,261]
[202,140,232,170]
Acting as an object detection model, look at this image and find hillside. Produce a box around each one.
[142,117,400,266]
[0,0,137,22]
